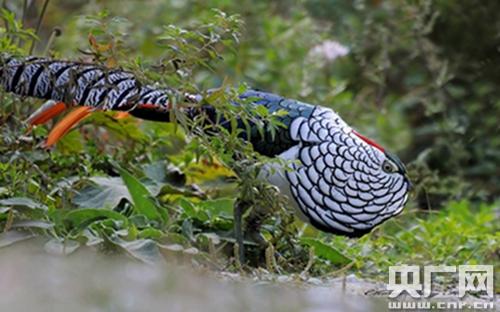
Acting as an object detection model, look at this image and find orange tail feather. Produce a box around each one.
[26,101,67,127]
[44,106,93,148]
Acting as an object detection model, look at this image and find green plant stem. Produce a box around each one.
[29,0,50,54]
[17,0,28,47]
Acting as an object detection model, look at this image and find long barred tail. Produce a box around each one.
[0,54,204,146]
[0,55,200,118]
[0,55,294,153]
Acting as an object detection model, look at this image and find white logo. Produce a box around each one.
[388,265,422,298]
[459,265,494,298]
[388,265,494,298]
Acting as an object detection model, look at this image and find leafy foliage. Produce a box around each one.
[0,0,498,288]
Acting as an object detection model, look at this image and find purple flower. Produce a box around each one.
[310,40,349,62]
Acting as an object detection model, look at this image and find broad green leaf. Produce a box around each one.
[177,198,197,218]
[74,177,131,209]
[182,219,195,241]
[65,208,128,229]
[0,197,47,211]
[74,176,162,209]
[300,237,352,265]
[0,230,34,248]
[138,228,163,239]
[143,161,169,183]
[143,161,186,186]
[118,167,162,221]
[87,112,148,142]
[112,238,164,264]
[199,198,234,219]
[129,214,150,228]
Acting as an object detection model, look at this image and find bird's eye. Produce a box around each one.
[382,160,396,173]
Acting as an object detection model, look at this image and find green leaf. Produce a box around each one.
[118,167,162,221]
[143,161,186,186]
[112,238,164,264]
[74,177,131,209]
[57,129,84,154]
[65,208,128,229]
[0,231,34,248]
[177,198,197,218]
[138,228,163,239]
[87,112,148,142]
[129,214,149,228]
[255,105,269,117]
[300,237,352,265]
[0,197,47,211]
[199,198,234,220]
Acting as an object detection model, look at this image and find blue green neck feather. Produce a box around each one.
[202,90,316,157]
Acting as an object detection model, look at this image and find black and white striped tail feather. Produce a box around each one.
[0,55,179,114]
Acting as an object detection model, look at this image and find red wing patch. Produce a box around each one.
[138,103,170,111]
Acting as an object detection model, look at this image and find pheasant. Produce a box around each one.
[0,55,411,244]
